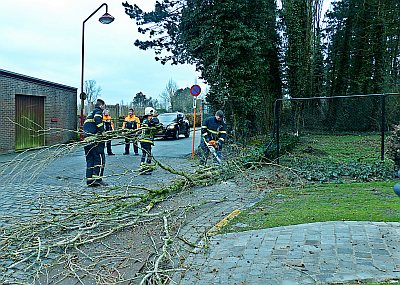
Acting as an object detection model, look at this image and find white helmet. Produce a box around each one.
[144,107,155,116]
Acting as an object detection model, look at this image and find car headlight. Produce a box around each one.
[167,125,176,130]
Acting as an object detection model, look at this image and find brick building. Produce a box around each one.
[0,69,77,153]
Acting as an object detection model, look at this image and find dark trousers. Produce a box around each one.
[140,142,152,164]
[125,138,139,154]
[106,139,113,154]
[84,142,105,184]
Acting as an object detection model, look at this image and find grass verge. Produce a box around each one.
[221,181,400,234]
[223,133,398,233]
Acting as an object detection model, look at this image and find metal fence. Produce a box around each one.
[273,93,400,163]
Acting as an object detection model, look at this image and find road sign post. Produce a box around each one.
[190,85,201,159]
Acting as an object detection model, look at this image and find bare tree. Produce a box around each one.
[160,79,178,111]
[84,80,102,106]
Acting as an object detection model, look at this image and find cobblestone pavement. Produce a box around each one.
[174,221,400,285]
[3,140,400,285]
[0,140,199,283]
[0,143,193,229]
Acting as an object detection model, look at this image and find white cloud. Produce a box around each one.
[0,0,205,105]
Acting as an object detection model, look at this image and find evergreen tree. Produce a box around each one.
[123,0,281,137]
[324,0,400,131]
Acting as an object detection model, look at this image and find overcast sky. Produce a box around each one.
[0,0,205,105]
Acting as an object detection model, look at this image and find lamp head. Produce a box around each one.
[99,12,114,24]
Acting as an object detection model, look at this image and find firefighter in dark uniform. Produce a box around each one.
[83,99,107,187]
[102,109,115,155]
[200,110,227,165]
[139,107,162,175]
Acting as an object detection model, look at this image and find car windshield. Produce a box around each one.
[158,113,178,124]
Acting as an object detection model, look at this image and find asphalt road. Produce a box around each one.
[114,128,201,158]
[0,129,201,221]
[0,128,201,162]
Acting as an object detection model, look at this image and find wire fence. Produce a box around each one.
[272,93,400,163]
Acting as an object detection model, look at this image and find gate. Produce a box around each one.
[15,95,45,150]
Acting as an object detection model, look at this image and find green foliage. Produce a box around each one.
[123,0,281,137]
[238,134,300,165]
[170,87,192,113]
[264,134,300,161]
[386,124,400,171]
[281,134,394,182]
[323,0,400,129]
[180,0,282,136]
[286,158,392,183]
[281,1,316,98]
[122,0,186,65]
[123,0,400,137]
[130,92,160,110]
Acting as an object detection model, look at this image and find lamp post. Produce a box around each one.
[79,3,114,139]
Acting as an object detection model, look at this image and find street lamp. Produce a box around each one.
[79,3,114,139]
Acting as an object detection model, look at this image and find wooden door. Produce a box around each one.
[15,95,45,150]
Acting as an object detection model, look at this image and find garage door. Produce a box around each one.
[15,95,45,150]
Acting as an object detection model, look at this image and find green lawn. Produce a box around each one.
[277,133,393,183]
[222,181,400,233]
[289,133,382,163]
[222,133,399,285]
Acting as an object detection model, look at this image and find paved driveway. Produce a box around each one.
[0,131,201,283]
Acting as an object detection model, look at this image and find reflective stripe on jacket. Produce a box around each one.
[201,116,227,142]
[83,107,104,136]
[139,115,161,145]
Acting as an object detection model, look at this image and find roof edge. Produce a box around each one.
[0,69,77,92]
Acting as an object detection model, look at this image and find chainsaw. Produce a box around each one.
[204,138,222,164]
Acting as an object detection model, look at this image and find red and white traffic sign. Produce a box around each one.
[190,84,201,97]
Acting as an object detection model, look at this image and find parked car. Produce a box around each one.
[155,112,190,139]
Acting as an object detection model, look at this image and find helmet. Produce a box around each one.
[144,107,155,116]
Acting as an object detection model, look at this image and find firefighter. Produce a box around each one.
[200,110,227,165]
[139,107,161,175]
[102,109,115,155]
[122,108,141,155]
[83,99,107,187]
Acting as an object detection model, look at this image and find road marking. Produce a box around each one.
[207,209,241,236]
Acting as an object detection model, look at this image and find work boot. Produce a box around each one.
[123,152,129,155]
[139,162,154,175]
[139,162,146,172]
[87,182,101,187]
[108,153,115,156]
